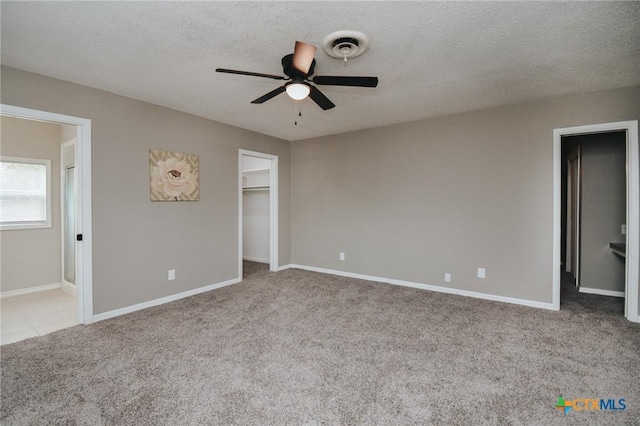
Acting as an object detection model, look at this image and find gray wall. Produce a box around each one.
[0,116,62,291]
[60,124,76,144]
[61,124,76,169]
[1,66,291,314]
[291,86,640,304]
[579,132,626,292]
[2,64,639,312]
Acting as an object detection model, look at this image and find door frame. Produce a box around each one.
[553,120,639,322]
[61,138,76,292]
[565,146,580,284]
[238,149,278,277]
[1,104,93,324]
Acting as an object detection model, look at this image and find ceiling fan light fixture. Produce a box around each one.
[286,83,310,100]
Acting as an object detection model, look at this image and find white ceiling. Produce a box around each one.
[1,1,639,141]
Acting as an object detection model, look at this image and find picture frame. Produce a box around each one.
[149,149,199,201]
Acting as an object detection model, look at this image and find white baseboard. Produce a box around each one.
[289,264,556,311]
[92,277,241,323]
[275,264,293,272]
[243,256,270,264]
[62,281,77,296]
[0,282,62,298]
[579,287,625,298]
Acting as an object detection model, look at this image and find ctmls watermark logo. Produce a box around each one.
[555,396,626,414]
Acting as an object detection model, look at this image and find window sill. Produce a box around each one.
[0,222,52,231]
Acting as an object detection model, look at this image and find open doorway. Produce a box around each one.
[560,131,626,315]
[238,149,278,279]
[553,121,639,322]
[1,104,93,345]
[0,117,78,343]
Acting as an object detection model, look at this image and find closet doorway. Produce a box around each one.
[238,150,278,278]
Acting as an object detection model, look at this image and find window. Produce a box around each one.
[0,156,51,230]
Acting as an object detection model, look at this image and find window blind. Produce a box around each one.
[0,160,48,223]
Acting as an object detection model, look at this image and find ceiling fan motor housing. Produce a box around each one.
[282,53,316,78]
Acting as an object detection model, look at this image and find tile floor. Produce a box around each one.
[1,289,79,345]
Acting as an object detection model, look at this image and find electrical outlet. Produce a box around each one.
[340,252,345,261]
[622,224,627,235]
[444,273,451,283]
[477,268,486,279]
[168,269,175,281]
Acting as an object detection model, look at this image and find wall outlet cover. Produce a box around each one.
[444,273,452,283]
[340,252,345,261]
[622,224,627,235]
[477,268,486,279]
[168,269,176,280]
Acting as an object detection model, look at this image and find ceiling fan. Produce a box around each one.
[216,41,378,110]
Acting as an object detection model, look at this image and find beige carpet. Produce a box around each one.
[1,262,638,425]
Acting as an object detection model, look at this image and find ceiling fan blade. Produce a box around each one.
[313,76,378,87]
[308,86,335,110]
[216,68,286,80]
[251,86,286,104]
[293,41,317,75]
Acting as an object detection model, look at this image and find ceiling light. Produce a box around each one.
[286,83,310,100]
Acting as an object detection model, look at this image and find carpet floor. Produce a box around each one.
[1,262,638,425]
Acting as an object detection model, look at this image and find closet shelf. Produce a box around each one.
[243,185,270,191]
[610,242,625,258]
[242,168,270,174]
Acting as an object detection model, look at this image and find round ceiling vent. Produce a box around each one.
[322,30,370,60]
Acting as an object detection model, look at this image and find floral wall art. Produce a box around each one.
[149,149,199,201]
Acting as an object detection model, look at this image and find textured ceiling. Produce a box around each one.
[1,1,639,141]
